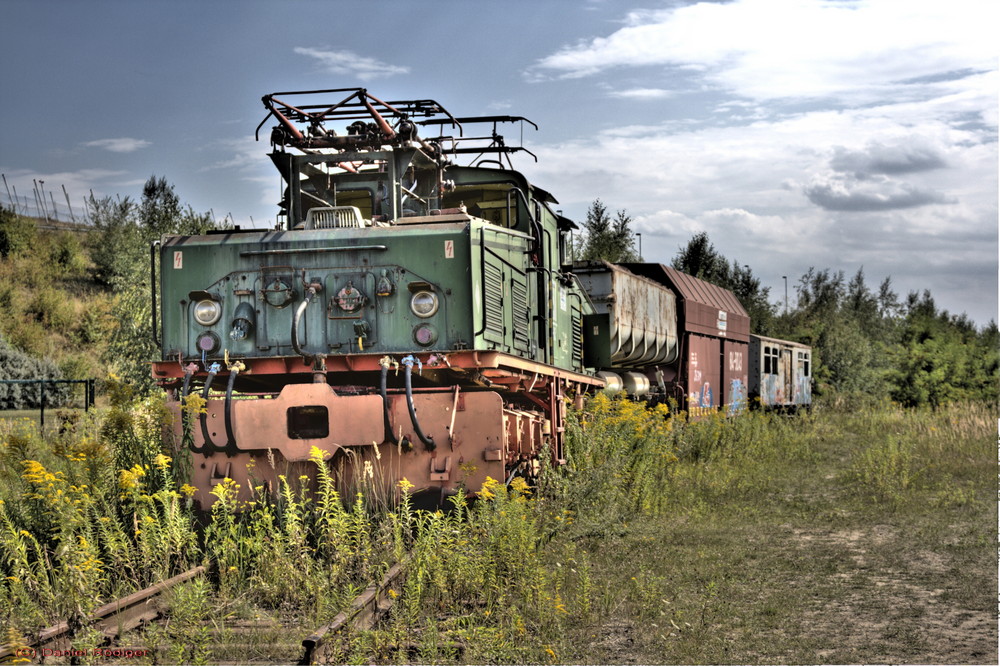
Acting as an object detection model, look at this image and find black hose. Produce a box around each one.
[380,364,398,445]
[223,368,239,455]
[194,369,219,454]
[404,363,435,451]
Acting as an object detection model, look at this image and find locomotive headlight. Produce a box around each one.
[193,299,222,326]
[409,290,439,318]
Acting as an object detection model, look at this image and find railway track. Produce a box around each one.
[0,561,407,664]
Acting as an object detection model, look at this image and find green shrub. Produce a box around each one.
[25,286,76,331]
[0,206,35,258]
[0,337,70,408]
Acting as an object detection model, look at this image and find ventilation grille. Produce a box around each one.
[511,277,530,352]
[483,262,504,341]
[572,310,583,368]
[305,206,364,229]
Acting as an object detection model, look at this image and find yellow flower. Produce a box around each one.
[478,476,500,500]
[153,454,171,471]
[119,465,146,491]
[510,477,531,496]
[397,477,414,493]
[180,484,197,498]
[181,392,207,416]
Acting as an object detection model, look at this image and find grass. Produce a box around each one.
[538,397,997,664]
[1,391,995,664]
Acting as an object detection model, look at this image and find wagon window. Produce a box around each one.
[764,346,779,375]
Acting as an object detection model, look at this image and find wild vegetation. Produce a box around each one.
[0,177,218,407]
[1,186,996,662]
[1,388,994,663]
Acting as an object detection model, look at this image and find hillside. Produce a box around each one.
[0,208,115,396]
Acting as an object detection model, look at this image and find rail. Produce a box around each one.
[300,560,407,663]
[0,566,206,661]
[0,560,408,665]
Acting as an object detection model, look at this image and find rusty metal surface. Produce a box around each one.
[621,263,750,342]
[153,350,605,388]
[300,560,407,664]
[685,334,720,417]
[572,261,678,367]
[723,339,749,415]
[179,389,509,508]
[232,383,385,460]
[681,334,750,418]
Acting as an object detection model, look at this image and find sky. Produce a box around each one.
[2,0,997,326]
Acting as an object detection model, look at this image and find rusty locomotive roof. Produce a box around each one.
[620,263,750,342]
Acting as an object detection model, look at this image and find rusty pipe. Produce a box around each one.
[360,95,397,141]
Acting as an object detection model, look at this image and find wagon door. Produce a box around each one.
[781,348,793,405]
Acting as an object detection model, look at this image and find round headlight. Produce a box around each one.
[193,299,222,326]
[409,290,439,318]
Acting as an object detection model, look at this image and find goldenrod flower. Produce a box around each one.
[119,465,146,491]
[479,476,500,500]
[510,477,531,496]
[181,392,207,416]
[153,453,171,471]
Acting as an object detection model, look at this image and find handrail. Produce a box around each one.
[150,241,160,347]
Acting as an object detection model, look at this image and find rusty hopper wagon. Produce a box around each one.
[573,261,752,416]
[150,87,809,508]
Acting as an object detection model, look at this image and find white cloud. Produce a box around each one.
[608,88,675,100]
[294,47,409,80]
[528,0,997,105]
[519,86,997,322]
[81,138,151,153]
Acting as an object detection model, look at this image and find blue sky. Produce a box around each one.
[2,0,997,326]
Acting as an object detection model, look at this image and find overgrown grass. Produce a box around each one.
[1,391,995,664]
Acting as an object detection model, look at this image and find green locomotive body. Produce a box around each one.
[152,89,601,506]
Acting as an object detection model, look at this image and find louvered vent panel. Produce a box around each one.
[511,277,530,351]
[484,262,505,341]
[572,310,583,368]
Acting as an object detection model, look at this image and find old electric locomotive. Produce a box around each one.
[152,89,607,506]
[151,88,811,508]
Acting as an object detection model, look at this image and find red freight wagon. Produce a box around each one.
[622,265,750,417]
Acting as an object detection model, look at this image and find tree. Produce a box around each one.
[671,232,776,335]
[576,199,640,263]
[671,232,731,285]
[0,335,70,409]
[88,176,216,392]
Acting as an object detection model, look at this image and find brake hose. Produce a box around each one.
[401,355,435,451]
[379,358,398,445]
[194,363,221,454]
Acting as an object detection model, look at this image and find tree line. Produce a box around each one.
[573,200,998,407]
